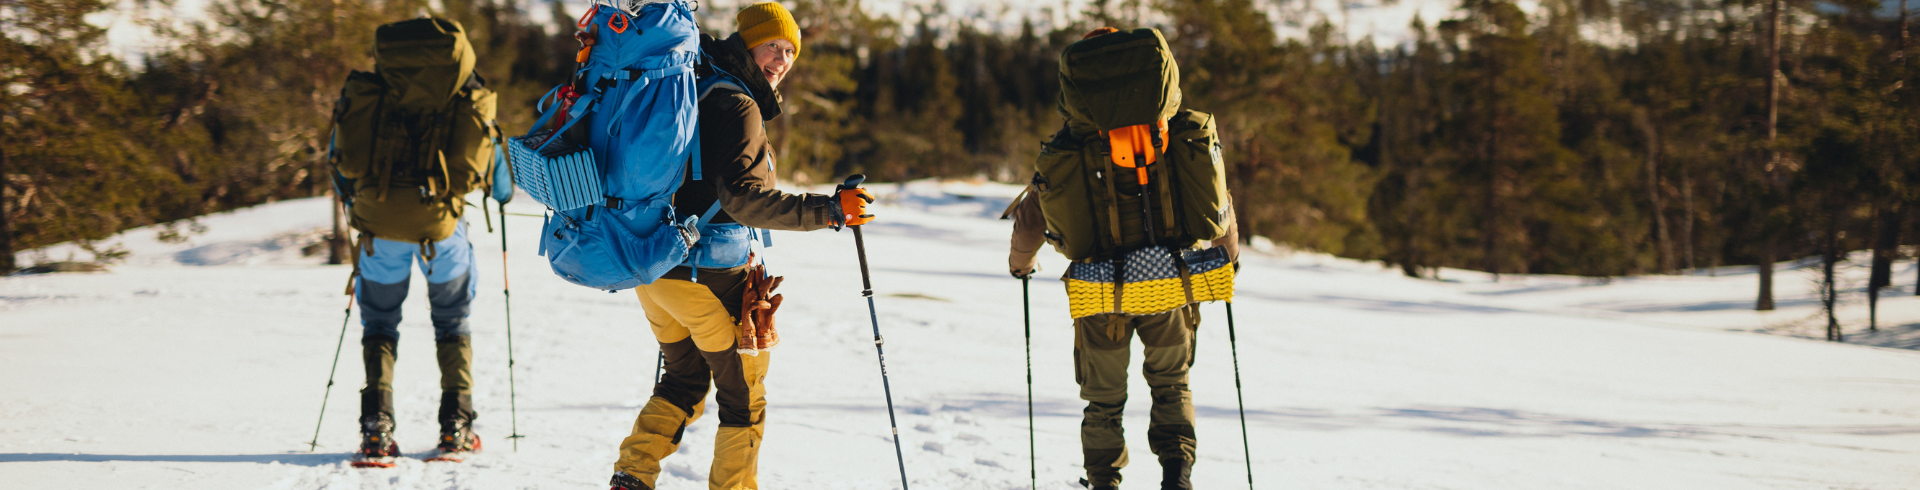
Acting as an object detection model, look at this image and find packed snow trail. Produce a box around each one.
[4,182,1919,489]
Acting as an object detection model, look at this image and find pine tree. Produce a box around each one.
[1441,0,1571,277]
[1,0,174,263]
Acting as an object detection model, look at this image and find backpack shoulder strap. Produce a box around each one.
[696,200,725,229]
[700,79,746,101]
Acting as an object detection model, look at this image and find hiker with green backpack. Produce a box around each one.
[326,17,509,467]
[1005,27,1239,490]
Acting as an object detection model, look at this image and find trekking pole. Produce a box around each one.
[1225,301,1254,489]
[499,199,525,450]
[653,351,665,383]
[308,274,357,452]
[1021,276,1036,490]
[841,174,911,490]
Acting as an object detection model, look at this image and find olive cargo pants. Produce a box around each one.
[1075,307,1199,487]
[613,266,768,490]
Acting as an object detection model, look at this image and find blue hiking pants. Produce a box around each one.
[356,223,477,342]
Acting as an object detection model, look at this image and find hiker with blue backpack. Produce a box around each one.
[498,2,870,489]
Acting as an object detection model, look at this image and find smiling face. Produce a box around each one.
[748,38,797,88]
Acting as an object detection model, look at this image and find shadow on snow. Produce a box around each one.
[0,452,347,466]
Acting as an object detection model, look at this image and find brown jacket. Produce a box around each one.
[1007,187,1238,275]
[660,35,840,281]
[670,87,840,232]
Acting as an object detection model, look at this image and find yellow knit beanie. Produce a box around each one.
[737,2,801,57]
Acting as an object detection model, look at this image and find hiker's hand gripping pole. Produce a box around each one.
[841,174,910,490]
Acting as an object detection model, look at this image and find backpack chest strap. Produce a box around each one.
[610,64,694,82]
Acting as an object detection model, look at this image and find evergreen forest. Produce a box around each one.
[6,0,1920,325]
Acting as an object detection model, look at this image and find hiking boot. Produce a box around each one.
[1079,477,1119,490]
[609,471,652,490]
[436,390,479,454]
[354,414,400,467]
[436,422,481,454]
[1161,458,1193,490]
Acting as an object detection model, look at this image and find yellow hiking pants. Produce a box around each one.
[613,269,769,490]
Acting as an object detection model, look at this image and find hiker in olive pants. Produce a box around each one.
[1007,26,1240,488]
[1075,308,1200,486]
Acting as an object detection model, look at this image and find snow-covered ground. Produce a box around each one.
[5,181,1920,489]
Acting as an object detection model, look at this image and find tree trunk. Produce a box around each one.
[1758,0,1782,311]
[1870,206,1900,331]
[329,189,349,265]
[324,0,349,266]
[1757,237,1777,311]
[1824,219,1842,342]
[1642,117,1673,272]
[1869,283,1881,333]
[1483,52,1503,282]
[0,149,11,274]
[1682,170,1697,272]
[1403,52,1427,279]
[1403,165,1424,279]
[1896,0,1912,297]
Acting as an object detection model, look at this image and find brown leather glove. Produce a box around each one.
[738,262,785,354]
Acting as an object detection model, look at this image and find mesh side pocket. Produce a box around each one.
[507,131,602,212]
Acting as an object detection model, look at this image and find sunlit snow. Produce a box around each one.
[4,180,1918,489]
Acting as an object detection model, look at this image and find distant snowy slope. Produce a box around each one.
[95,0,1474,62]
[12,196,334,269]
[3,182,1919,490]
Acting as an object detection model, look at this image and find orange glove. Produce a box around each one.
[838,188,876,226]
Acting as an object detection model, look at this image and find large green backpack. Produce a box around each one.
[330,17,497,244]
[1031,28,1230,262]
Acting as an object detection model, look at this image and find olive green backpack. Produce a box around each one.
[1028,28,1230,262]
[330,17,498,244]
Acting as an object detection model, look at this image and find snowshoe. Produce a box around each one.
[425,425,481,462]
[1079,477,1119,490]
[609,471,652,490]
[350,417,400,468]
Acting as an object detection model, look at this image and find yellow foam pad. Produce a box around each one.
[1064,266,1234,319]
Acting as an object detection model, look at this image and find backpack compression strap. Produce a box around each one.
[1096,120,1166,314]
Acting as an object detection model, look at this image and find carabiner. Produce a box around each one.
[576,6,595,29]
[608,11,630,34]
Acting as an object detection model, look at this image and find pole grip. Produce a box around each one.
[839,173,867,191]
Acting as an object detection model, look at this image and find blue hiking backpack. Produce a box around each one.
[506,0,756,291]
